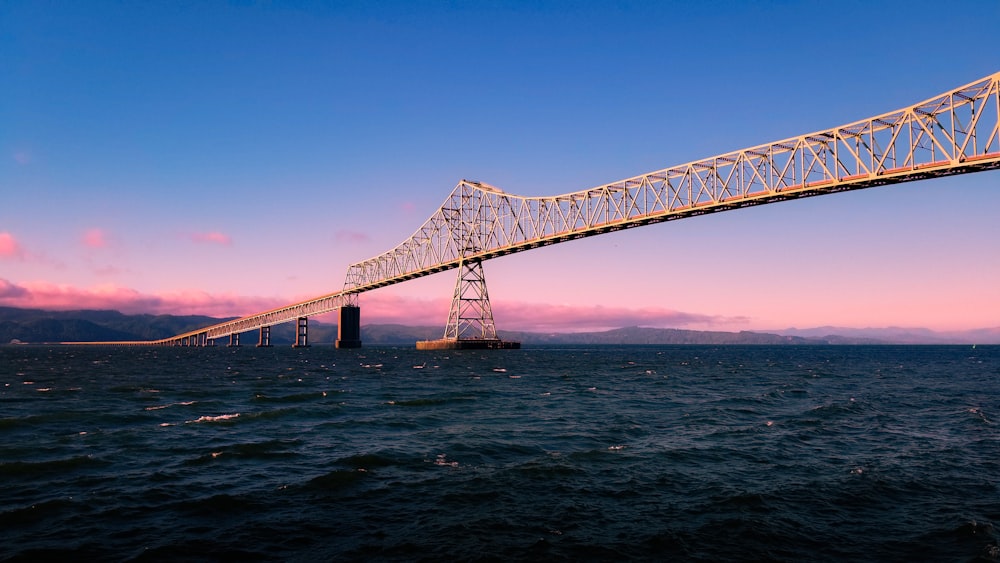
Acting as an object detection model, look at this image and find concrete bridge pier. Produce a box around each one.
[336,305,362,348]
[257,326,272,348]
[228,333,241,347]
[293,317,310,348]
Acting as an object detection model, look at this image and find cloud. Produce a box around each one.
[13,151,31,165]
[0,278,286,317]
[0,232,25,260]
[92,264,127,277]
[82,228,109,248]
[335,229,370,243]
[191,231,232,246]
[0,278,748,333]
[494,301,748,333]
[360,294,449,325]
[0,278,29,299]
[351,294,748,333]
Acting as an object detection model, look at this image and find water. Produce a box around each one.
[1,345,998,561]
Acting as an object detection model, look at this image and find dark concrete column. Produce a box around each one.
[257,326,272,348]
[335,305,362,348]
[293,317,310,348]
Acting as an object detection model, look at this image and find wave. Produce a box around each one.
[170,404,339,428]
[0,411,97,429]
[252,390,334,403]
[0,497,80,527]
[170,492,262,517]
[0,455,109,476]
[185,413,240,424]
[386,395,477,407]
[225,439,304,459]
[144,400,197,411]
[303,468,368,491]
[336,452,400,469]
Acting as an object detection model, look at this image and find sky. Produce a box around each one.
[1,0,998,335]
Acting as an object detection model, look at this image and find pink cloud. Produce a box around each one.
[82,228,109,248]
[351,294,747,333]
[360,294,450,325]
[335,229,370,243]
[0,232,25,260]
[92,264,127,277]
[191,231,232,246]
[0,278,286,317]
[0,278,746,333]
[495,301,747,332]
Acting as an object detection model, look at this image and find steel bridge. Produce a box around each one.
[96,71,1000,347]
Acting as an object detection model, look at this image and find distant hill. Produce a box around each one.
[0,307,236,343]
[3,306,996,345]
[777,325,1000,345]
[0,306,894,346]
[495,326,882,346]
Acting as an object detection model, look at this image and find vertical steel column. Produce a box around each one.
[293,317,309,348]
[257,326,272,347]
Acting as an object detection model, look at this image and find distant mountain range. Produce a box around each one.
[776,325,1000,345]
[1,306,996,346]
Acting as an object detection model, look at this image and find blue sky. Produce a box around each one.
[1,0,998,333]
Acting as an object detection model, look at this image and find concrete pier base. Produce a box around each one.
[335,305,362,348]
[416,338,520,350]
[228,333,241,347]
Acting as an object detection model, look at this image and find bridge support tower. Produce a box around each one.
[228,333,241,347]
[293,317,310,348]
[257,326,272,348]
[336,305,362,348]
[417,259,519,350]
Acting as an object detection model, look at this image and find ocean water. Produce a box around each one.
[1,344,998,562]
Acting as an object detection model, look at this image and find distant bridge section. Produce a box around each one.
[87,71,999,347]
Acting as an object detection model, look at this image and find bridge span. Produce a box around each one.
[91,71,1000,348]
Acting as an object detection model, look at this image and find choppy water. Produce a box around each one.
[1,345,998,562]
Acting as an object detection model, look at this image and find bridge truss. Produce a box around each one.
[118,71,999,346]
